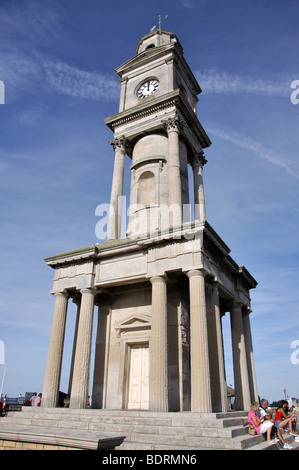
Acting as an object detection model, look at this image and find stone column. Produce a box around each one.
[42,291,69,408]
[70,288,96,409]
[68,297,81,396]
[164,115,183,228]
[243,308,259,403]
[107,136,128,240]
[92,304,110,409]
[187,269,212,412]
[192,151,207,223]
[206,281,227,412]
[149,276,168,412]
[229,301,251,411]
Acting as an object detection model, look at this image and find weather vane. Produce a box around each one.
[150,15,168,33]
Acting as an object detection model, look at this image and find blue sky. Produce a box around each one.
[0,0,298,405]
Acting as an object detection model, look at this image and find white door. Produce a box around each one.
[127,344,149,410]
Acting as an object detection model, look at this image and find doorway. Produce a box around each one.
[127,343,149,410]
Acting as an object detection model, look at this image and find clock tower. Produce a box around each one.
[42,29,258,416]
[105,29,211,240]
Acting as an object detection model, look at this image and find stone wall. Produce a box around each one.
[0,439,83,450]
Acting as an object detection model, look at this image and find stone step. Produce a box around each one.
[1,407,266,450]
[0,422,125,450]
[2,420,247,443]
[11,407,247,419]
[7,407,247,428]
[5,408,248,440]
[121,430,251,450]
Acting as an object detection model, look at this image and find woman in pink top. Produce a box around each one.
[248,402,274,442]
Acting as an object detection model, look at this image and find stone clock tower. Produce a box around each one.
[105,29,210,240]
[42,29,258,415]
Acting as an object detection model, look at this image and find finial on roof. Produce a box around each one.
[150,14,168,33]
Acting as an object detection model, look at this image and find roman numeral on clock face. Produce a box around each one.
[138,79,159,98]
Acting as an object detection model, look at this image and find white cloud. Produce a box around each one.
[42,59,119,102]
[0,2,119,104]
[208,127,299,179]
[0,49,119,103]
[196,69,291,97]
[0,51,41,93]
[0,1,64,46]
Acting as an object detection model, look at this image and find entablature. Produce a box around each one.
[45,221,256,303]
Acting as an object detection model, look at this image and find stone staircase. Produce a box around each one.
[1,407,292,450]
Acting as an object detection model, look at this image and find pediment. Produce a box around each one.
[116,43,174,76]
[115,314,151,333]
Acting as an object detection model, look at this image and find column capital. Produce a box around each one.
[80,287,97,296]
[191,151,208,169]
[229,300,244,311]
[208,276,221,290]
[163,114,184,134]
[109,135,131,155]
[186,268,207,279]
[53,290,69,299]
[150,275,166,285]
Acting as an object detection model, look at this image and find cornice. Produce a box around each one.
[45,245,98,268]
[104,89,180,129]
[238,265,258,289]
[104,89,211,149]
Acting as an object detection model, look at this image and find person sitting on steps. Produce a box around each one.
[248,402,275,444]
[258,398,289,448]
[275,401,296,435]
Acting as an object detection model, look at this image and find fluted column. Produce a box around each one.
[214,286,227,412]
[164,115,183,228]
[70,288,96,409]
[68,297,81,396]
[192,151,207,223]
[229,301,251,411]
[42,291,69,408]
[187,269,212,412]
[149,276,168,411]
[206,281,227,411]
[243,308,259,403]
[92,303,110,409]
[107,136,128,240]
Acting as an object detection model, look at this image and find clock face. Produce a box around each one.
[137,79,159,99]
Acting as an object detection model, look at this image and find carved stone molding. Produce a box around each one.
[191,151,208,169]
[109,135,132,155]
[163,114,184,134]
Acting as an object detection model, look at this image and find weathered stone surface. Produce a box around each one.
[42,29,258,416]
